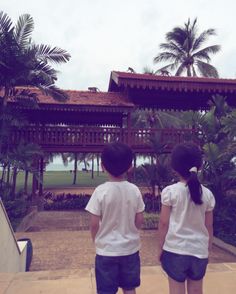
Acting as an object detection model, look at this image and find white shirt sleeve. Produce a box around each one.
[206,190,215,211]
[161,187,172,206]
[85,188,101,216]
[137,189,145,213]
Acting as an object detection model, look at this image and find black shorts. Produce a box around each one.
[95,251,140,294]
[161,250,208,283]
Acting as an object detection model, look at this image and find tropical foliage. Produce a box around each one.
[0,11,71,103]
[0,11,71,201]
[154,18,220,77]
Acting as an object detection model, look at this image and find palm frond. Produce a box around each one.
[14,14,34,47]
[191,65,197,76]
[155,63,177,74]
[0,11,12,33]
[12,89,39,108]
[159,42,185,55]
[166,27,188,47]
[154,52,178,63]
[192,45,221,60]
[38,83,68,102]
[142,66,155,75]
[196,60,219,78]
[35,44,71,64]
[175,64,185,76]
[193,29,217,51]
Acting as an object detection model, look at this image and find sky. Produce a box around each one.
[2,0,236,91]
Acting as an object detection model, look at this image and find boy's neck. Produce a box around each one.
[107,174,126,182]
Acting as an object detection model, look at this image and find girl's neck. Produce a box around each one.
[108,174,126,182]
[179,176,187,184]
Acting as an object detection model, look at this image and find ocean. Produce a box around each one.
[46,156,150,171]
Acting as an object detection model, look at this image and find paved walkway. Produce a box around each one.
[3,209,236,293]
[15,211,236,271]
[1,264,236,294]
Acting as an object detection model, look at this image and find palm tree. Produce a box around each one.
[0,11,71,105]
[154,18,220,77]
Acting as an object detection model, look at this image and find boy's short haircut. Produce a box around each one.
[101,142,134,177]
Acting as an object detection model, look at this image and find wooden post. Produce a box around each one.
[31,173,37,200]
[73,153,78,185]
[127,111,131,145]
[39,157,44,196]
[31,158,38,200]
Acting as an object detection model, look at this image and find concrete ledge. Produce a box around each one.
[16,207,38,232]
[213,237,236,257]
[1,265,236,294]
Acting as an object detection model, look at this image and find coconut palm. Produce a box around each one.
[0,11,71,105]
[154,18,220,77]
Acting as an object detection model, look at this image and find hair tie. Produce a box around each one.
[189,167,198,173]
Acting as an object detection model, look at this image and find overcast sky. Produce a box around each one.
[2,0,236,91]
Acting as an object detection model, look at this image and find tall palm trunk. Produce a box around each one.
[91,154,94,179]
[0,89,10,153]
[6,165,11,184]
[11,167,18,199]
[24,170,29,194]
[96,154,100,176]
[73,153,78,185]
[0,165,6,187]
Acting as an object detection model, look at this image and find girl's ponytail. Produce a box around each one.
[187,168,202,205]
[171,143,203,205]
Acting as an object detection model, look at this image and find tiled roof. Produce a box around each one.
[109,71,236,93]
[6,88,134,108]
[111,71,236,84]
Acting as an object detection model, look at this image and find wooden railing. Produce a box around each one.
[11,126,196,153]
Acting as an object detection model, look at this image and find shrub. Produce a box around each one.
[143,193,161,213]
[43,193,90,210]
[142,213,159,229]
[214,195,236,247]
[2,198,29,230]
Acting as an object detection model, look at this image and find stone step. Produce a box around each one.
[24,211,90,232]
[15,230,236,272]
[1,264,236,294]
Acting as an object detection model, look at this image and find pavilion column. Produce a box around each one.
[31,158,39,200]
[31,169,37,200]
[39,157,44,196]
[127,111,131,145]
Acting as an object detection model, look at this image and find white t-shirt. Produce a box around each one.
[161,182,215,258]
[85,181,145,256]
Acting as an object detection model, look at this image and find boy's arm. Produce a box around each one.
[158,205,171,260]
[205,210,214,251]
[90,214,100,242]
[135,211,144,229]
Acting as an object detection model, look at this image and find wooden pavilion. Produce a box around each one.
[5,71,236,195]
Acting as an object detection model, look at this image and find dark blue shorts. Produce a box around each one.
[161,250,208,283]
[95,251,140,294]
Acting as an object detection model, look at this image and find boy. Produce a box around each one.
[85,142,145,294]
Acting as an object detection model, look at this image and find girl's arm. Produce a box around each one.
[205,210,214,250]
[158,205,171,260]
[90,214,100,242]
[135,211,144,229]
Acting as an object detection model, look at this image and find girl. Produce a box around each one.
[158,143,215,294]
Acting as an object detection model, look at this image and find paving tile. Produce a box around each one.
[0,273,15,282]
[0,281,12,294]
[5,278,94,294]
[204,271,236,294]
[1,265,236,294]
[207,263,232,272]
[223,263,236,271]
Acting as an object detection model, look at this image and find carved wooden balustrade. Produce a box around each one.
[11,126,196,153]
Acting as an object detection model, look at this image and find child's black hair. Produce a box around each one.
[101,142,134,177]
[171,142,203,205]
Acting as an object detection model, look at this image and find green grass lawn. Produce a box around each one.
[13,170,108,191]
